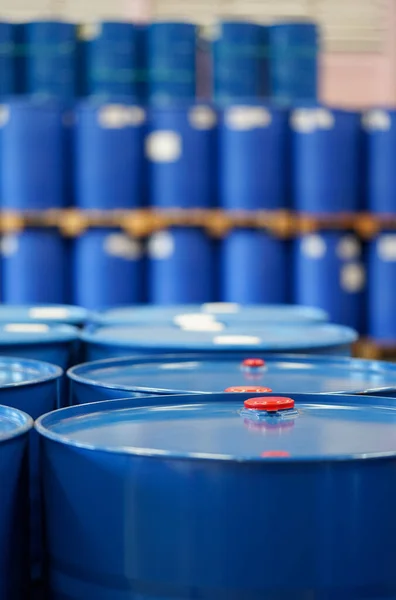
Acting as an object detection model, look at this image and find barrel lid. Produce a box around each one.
[35,392,396,461]
[68,353,396,395]
[0,323,79,345]
[0,404,33,441]
[91,303,328,327]
[0,356,62,387]
[0,305,88,326]
[82,323,357,352]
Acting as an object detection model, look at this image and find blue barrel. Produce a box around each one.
[368,233,396,341]
[1,99,65,209]
[221,230,288,303]
[23,20,76,100]
[37,391,396,599]
[0,304,89,327]
[147,22,196,105]
[269,21,318,106]
[81,322,357,362]
[291,107,361,213]
[75,101,146,209]
[0,22,15,97]
[218,105,288,209]
[83,21,141,101]
[2,229,69,304]
[73,229,145,309]
[212,21,269,104]
[146,104,216,208]
[0,404,31,599]
[363,108,396,213]
[148,228,215,303]
[294,232,366,332]
[91,303,328,327]
[68,353,396,405]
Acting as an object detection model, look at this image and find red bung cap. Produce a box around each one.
[225,386,272,393]
[261,450,290,458]
[244,397,295,412]
[242,358,265,368]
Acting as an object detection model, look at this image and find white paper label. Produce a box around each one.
[213,335,261,346]
[145,131,182,162]
[1,234,19,257]
[0,105,10,127]
[98,105,128,129]
[225,106,272,130]
[188,106,216,130]
[301,234,327,259]
[181,322,225,332]
[362,109,391,131]
[29,307,69,319]
[336,235,361,260]
[173,313,216,327]
[4,324,49,333]
[340,263,365,293]
[316,108,335,130]
[123,106,146,126]
[377,235,396,261]
[290,109,317,133]
[148,231,175,259]
[104,234,142,260]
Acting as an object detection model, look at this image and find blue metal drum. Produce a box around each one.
[363,108,396,213]
[75,101,146,209]
[1,99,65,209]
[291,107,361,213]
[146,105,216,208]
[73,229,145,309]
[0,404,31,600]
[81,322,358,362]
[23,21,76,100]
[68,353,396,405]
[84,21,142,101]
[269,21,318,106]
[2,229,69,304]
[221,230,288,303]
[91,303,328,327]
[0,22,15,97]
[212,21,269,104]
[148,228,215,303]
[37,391,396,600]
[147,22,196,105]
[368,233,396,342]
[0,304,89,327]
[219,105,288,209]
[294,232,366,332]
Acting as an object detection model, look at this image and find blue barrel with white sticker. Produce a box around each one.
[83,21,141,101]
[73,228,144,310]
[0,403,31,599]
[221,230,288,303]
[68,353,396,405]
[368,233,396,341]
[82,322,357,362]
[294,232,366,332]
[1,99,65,209]
[363,108,396,213]
[75,101,146,209]
[146,104,216,208]
[291,107,361,213]
[2,229,69,304]
[37,391,396,599]
[0,304,88,327]
[212,21,269,104]
[148,228,215,304]
[219,105,288,209]
[24,21,77,101]
[269,21,318,106]
[0,22,15,97]
[147,22,196,105]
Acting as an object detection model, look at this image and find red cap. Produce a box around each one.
[242,358,265,368]
[225,386,273,393]
[261,450,290,458]
[244,396,295,412]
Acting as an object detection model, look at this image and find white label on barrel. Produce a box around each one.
[4,324,49,333]
[378,235,396,261]
[336,235,361,260]
[362,109,391,131]
[316,109,335,130]
[340,263,365,293]
[29,307,69,319]
[201,22,220,41]
[145,131,182,162]
[98,105,128,129]
[301,234,327,259]
[148,231,175,259]
[0,105,10,127]
[202,302,240,314]
[124,107,146,126]
[0,234,19,256]
[173,313,216,327]
[78,23,101,40]
[225,107,271,130]
[104,234,142,260]
[213,335,261,346]
[181,321,225,332]
[290,109,317,133]
[189,106,217,130]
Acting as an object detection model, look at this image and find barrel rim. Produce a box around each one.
[0,304,89,326]
[0,403,33,441]
[0,323,80,345]
[0,355,63,388]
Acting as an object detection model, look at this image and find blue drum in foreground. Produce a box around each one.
[37,392,396,599]
[81,323,358,362]
[0,404,31,600]
[0,304,89,327]
[68,353,396,405]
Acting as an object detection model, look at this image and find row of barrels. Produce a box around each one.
[1,302,396,599]
[0,102,394,213]
[0,20,318,106]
